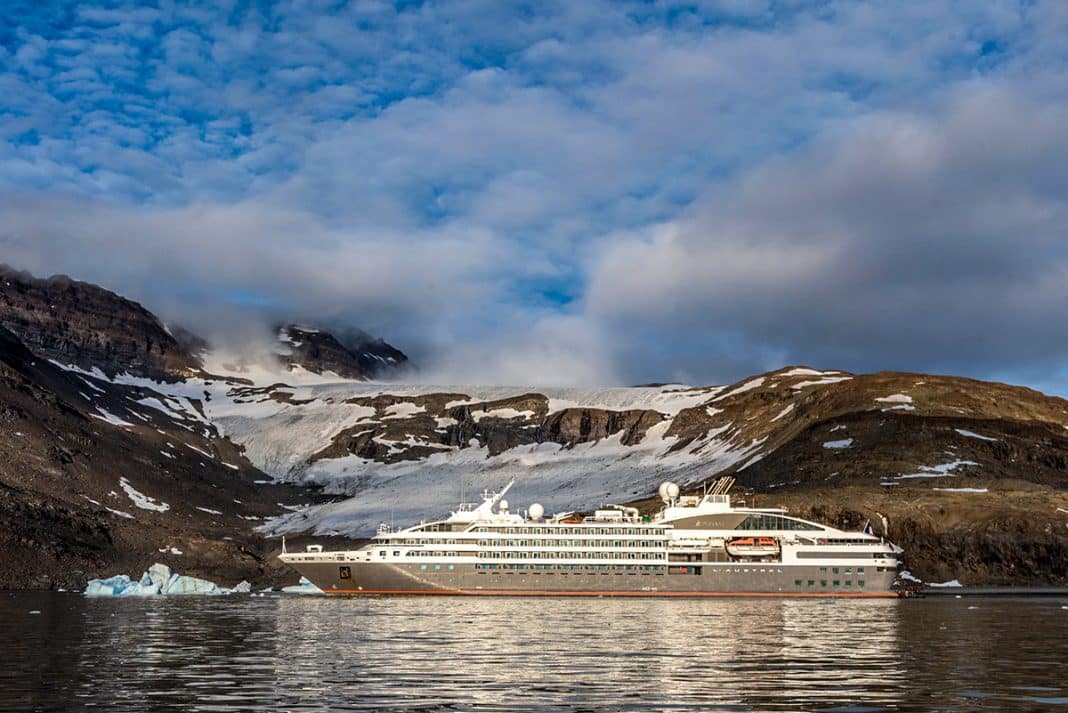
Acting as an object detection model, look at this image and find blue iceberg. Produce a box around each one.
[84,563,251,597]
[280,576,322,595]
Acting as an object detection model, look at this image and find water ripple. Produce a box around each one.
[1,593,1066,711]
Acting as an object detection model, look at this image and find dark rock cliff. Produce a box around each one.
[278,324,409,380]
[0,265,201,380]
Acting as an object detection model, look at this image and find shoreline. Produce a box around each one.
[921,586,1068,597]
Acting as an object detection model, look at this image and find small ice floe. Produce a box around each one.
[968,606,979,610]
[157,547,183,555]
[196,506,222,515]
[29,610,40,615]
[928,579,963,588]
[955,429,998,442]
[84,563,250,597]
[933,488,989,493]
[822,438,854,449]
[281,576,323,595]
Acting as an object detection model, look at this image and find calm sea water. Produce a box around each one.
[1,593,1066,712]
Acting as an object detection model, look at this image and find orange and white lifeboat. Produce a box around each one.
[725,536,780,558]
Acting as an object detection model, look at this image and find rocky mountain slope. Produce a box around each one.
[1,267,1066,587]
[276,324,408,380]
[0,265,201,380]
[0,323,325,590]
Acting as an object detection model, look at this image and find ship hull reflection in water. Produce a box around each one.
[268,597,906,710]
[4,593,1067,711]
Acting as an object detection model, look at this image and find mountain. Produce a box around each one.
[0,266,410,384]
[1,266,1065,588]
[200,368,1068,585]
[276,324,409,380]
[0,323,325,590]
[0,265,201,381]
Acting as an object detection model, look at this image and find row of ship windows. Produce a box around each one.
[476,564,665,572]
[796,579,865,588]
[477,540,662,548]
[383,538,665,546]
[735,514,823,531]
[474,527,667,536]
[410,564,887,578]
[385,550,668,560]
[478,551,664,560]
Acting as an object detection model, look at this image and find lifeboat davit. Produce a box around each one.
[725,536,780,558]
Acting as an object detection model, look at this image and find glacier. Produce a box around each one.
[54,357,854,538]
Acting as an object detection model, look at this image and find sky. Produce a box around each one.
[1,1,1067,391]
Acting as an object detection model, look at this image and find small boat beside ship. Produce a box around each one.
[279,477,903,597]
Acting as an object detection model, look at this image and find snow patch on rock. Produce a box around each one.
[955,429,998,442]
[712,377,765,401]
[91,407,134,428]
[896,460,979,479]
[792,376,852,390]
[770,404,793,422]
[119,477,169,512]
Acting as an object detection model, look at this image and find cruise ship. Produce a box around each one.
[279,478,903,597]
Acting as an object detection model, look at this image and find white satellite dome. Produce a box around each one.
[660,482,680,502]
[528,503,544,520]
[499,499,509,512]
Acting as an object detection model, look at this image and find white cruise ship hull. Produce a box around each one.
[279,477,904,597]
[282,559,899,597]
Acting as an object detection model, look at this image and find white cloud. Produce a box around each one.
[2,2,1067,387]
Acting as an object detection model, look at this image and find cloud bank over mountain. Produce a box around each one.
[2,1,1067,389]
